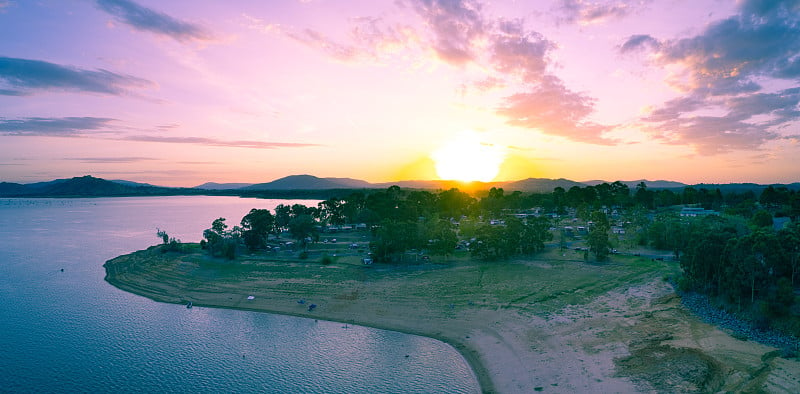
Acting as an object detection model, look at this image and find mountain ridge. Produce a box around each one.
[2,174,799,197]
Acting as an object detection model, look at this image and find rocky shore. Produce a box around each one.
[679,290,800,356]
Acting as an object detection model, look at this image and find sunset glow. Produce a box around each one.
[0,0,798,186]
[432,132,506,183]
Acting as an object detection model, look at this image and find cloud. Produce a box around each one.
[0,116,322,150]
[284,28,361,61]
[0,117,116,135]
[497,76,616,144]
[555,0,645,25]
[0,57,153,96]
[0,1,10,12]
[63,157,157,163]
[261,0,613,145]
[488,19,554,83]
[619,34,660,53]
[95,0,212,42]
[626,0,800,154]
[401,0,487,65]
[246,14,418,63]
[402,1,615,144]
[122,135,322,149]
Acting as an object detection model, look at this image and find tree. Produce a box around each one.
[518,216,552,254]
[437,188,474,219]
[371,219,421,262]
[156,228,169,245]
[274,204,292,233]
[288,214,317,249]
[318,198,345,225]
[202,217,239,259]
[424,218,458,258]
[778,224,800,285]
[750,209,773,228]
[553,186,567,215]
[470,216,552,261]
[635,182,654,209]
[240,208,275,251]
[156,228,182,252]
[470,224,508,260]
[587,211,611,261]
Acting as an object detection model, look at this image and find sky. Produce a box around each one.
[1,0,799,186]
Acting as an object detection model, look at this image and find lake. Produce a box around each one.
[0,196,479,393]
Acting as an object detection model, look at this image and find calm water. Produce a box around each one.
[0,196,478,393]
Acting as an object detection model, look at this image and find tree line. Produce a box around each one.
[644,213,799,328]
[194,182,800,261]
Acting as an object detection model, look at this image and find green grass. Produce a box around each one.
[125,241,680,318]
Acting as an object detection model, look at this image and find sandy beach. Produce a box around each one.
[105,247,800,393]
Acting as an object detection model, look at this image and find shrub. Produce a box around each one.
[320,254,334,265]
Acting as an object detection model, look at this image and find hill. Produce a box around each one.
[195,182,255,190]
[2,174,799,197]
[581,179,688,189]
[242,175,373,190]
[0,175,177,197]
[504,178,586,192]
[0,182,29,195]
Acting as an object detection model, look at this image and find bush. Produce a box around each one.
[676,275,692,292]
[299,251,309,260]
[320,254,334,265]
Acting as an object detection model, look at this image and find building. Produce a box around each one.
[679,207,719,217]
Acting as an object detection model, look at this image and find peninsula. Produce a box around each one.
[105,244,800,393]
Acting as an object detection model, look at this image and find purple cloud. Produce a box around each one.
[402,0,487,65]
[0,57,153,96]
[555,0,645,25]
[626,0,800,154]
[122,135,322,149]
[268,0,615,145]
[0,117,116,135]
[619,34,660,53]
[95,0,213,42]
[488,19,553,83]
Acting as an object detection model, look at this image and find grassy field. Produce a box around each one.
[154,242,678,316]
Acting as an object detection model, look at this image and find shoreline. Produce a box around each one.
[105,247,800,393]
[105,272,494,393]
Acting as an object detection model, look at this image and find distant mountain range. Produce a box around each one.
[0,175,178,197]
[239,174,374,190]
[1,174,798,198]
[195,182,258,190]
[210,175,682,192]
[580,179,688,189]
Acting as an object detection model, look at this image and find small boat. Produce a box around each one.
[186,301,193,309]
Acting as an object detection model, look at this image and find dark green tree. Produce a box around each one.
[371,219,421,262]
[424,218,458,258]
[202,217,239,259]
[240,208,275,251]
[318,198,345,225]
[274,204,292,233]
[587,211,611,261]
[288,214,318,249]
[750,209,773,228]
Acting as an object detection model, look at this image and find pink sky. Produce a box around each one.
[1,0,798,186]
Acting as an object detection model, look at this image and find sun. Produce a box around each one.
[431,132,506,183]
